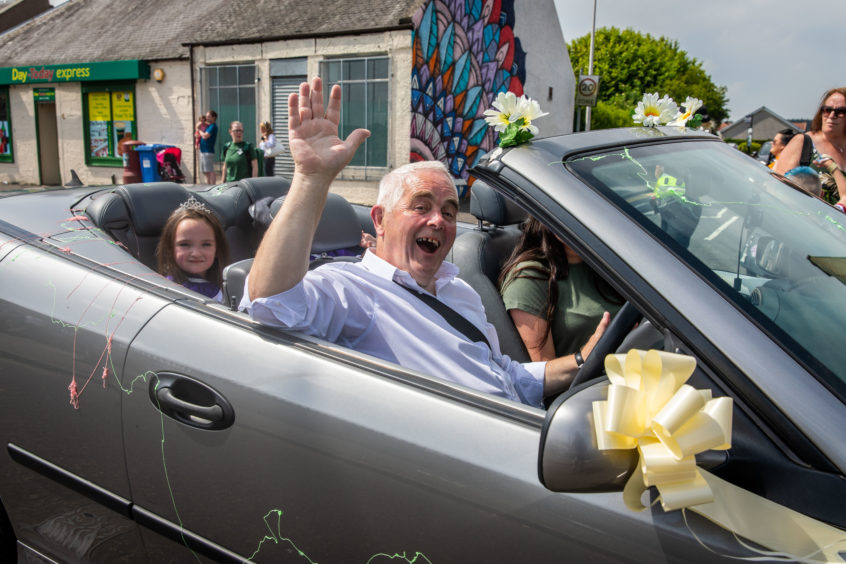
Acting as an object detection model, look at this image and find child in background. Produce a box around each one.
[785,166,823,198]
[156,196,230,301]
[194,115,207,149]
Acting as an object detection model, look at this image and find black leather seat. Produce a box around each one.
[86,178,293,273]
[85,182,190,270]
[269,192,364,257]
[451,180,530,363]
[222,193,366,310]
[200,177,292,262]
[237,176,292,203]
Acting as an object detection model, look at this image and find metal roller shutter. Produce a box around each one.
[270,78,302,179]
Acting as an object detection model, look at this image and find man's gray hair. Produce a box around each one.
[377,161,457,212]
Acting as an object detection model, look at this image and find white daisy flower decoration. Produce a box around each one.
[513,96,549,135]
[483,91,520,132]
[633,93,678,127]
[485,92,548,147]
[669,96,704,127]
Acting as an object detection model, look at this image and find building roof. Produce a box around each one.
[0,0,422,66]
[0,0,51,35]
[721,106,798,138]
[790,120,811,132]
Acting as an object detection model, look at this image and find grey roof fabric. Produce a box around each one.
[0,0,423,66]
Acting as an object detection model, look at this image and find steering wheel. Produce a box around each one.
[569,301,643,389]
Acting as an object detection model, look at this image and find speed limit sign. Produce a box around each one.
[575,74,600,107]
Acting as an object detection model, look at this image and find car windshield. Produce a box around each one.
[567,139,846,392]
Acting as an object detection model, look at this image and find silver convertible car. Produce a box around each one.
[1,128,845,563]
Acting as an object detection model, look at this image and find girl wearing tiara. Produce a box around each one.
[156,196,230,301]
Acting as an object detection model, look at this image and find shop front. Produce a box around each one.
[0,60,150,185]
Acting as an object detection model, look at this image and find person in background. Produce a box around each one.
[221,121,257,182]
[259,121,282,177]
[195,115,207,149]
[784,166,823,198]
[197,110,218,184]
[500,216,622,363]
[156,196,230,301]
[775,87,846,207]
[768,128,796,169]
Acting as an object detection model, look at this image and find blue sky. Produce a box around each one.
[554,0,846,122]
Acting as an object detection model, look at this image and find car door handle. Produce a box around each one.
[150,372,235,430]
[156,387,223,421]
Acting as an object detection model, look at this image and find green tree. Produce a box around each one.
[568,27,728,129]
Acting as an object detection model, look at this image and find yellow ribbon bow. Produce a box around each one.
[592,349,846,561]
[592,349,732,511]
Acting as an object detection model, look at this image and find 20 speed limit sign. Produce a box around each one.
[575,74,599,106]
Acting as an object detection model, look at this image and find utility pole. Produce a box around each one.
[584,0,597,131]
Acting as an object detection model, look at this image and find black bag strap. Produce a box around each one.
[799,133,813,167]
[395,282,491,349]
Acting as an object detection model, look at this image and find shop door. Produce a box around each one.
[37,102,61,185]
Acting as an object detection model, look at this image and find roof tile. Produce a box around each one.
[0,0,422,66]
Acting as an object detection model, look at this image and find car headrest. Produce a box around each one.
[199,184,249,227]
[85,190,130,232]
[237,176,292,202]
[116,182,190,235]
[470,180,526,226]
[271,193,362,253]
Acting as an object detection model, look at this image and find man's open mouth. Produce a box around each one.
[416,237,440,253]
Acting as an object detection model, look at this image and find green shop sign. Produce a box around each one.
[33,88,55,103]
[0,60,150,85]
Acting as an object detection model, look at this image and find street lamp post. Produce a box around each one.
[745,114,753,154]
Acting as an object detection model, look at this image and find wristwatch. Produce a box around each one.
[574,349,585,368]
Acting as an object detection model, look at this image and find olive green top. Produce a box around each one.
[501,260,622,357]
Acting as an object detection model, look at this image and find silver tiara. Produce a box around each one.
[179,196,211,213]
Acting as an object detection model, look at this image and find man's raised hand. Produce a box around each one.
[288,77,370,180]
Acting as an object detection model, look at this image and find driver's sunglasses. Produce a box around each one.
[821,106,846,118]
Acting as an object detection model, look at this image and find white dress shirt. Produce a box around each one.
[243,251,546,406]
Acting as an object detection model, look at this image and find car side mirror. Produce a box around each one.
[538,381,637,493]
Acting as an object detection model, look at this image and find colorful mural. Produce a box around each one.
[411,0,527,182]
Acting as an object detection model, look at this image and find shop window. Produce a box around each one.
[82,83,136,166]
[0,87,12,163]
[200,64,256,160]
[320,56,389,168]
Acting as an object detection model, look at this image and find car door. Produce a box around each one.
[0,233,165,561]
[124,302,623,562]
[121,296,829,563]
